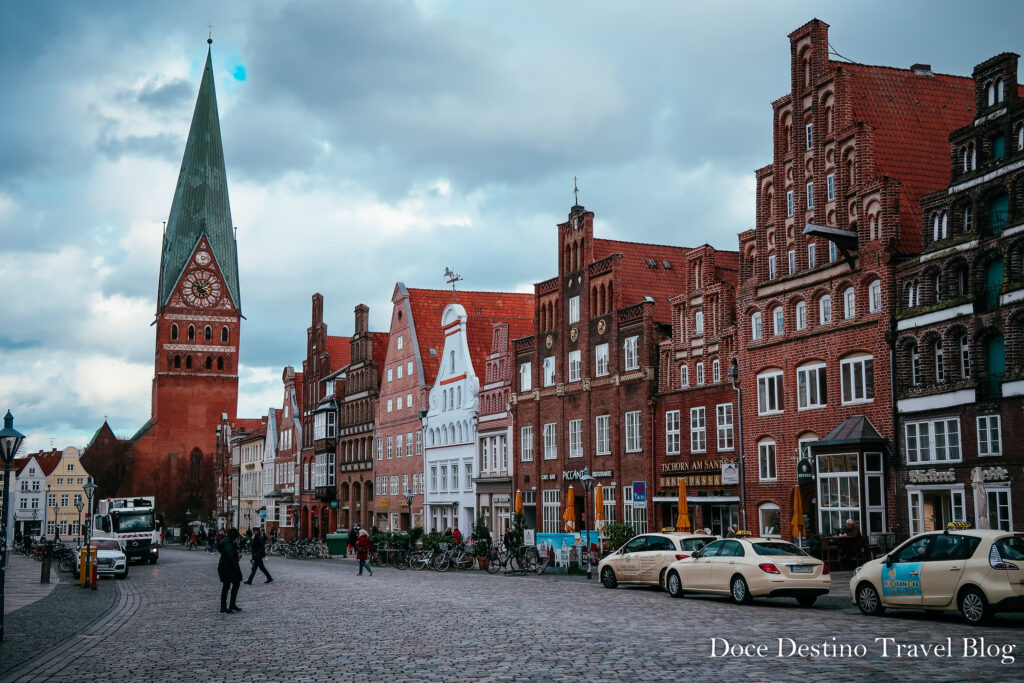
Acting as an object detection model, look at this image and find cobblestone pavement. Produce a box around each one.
[1,547,1021,682]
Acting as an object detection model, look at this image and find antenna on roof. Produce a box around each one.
[444,266,463,303]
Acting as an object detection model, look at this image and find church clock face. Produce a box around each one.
[182,270,222,308]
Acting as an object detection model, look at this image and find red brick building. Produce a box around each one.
[512,203,693,535]
[893,52,1024,533]
[736,19,975,542]
[126,44,243,523]
[337,304,389,531]
[263,367,302,540]
[654,246,740,534]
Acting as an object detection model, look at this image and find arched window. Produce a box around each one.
[221,326,229,343]
[934,342,945,383]
[961,336,971,379]
[932,211,948,241]
[174,355,181,369]
[934,274,943,302]
[843,287,856,320]
[442,391,448,412]
[757,501,780,537]
[795,301,807,330]
[751,312,763,340]
[988,81,997,106]
[205,356,212,370]
[911,344,920,386]
[457,422,463,442]
[170,324,178,341]
[906,281,918,308]
[188,324,195,341]
[773,306,784,336]
[868,280,882,313]
[186,355,193,370]
[217,357,224,370]
[996,78,1005,103]
[819,295,832,325]
[457,386,462,408]
[449,350,455,373]
[204,325,212,341]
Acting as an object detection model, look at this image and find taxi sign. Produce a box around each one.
[632,481,646,504]
[946,521,972,529]
[735,530,753,537]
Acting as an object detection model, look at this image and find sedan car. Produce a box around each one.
[851,525,1024,625]
[664,537,830,606]
[599,532,716,590]
[76,539,129,579]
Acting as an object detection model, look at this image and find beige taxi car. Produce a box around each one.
[599,532,716,590]
[664,536,830,606]
[851,524,1024,625]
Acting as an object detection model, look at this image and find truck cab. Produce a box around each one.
[93,497,161,564]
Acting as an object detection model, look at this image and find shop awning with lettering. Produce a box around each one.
[653,496,740,503]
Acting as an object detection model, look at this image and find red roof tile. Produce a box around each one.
[593,239,694,322]
[466,311,535,382]
[325,336,352,372]
[840,62,975,252]
[370,331,391,384]
[407,288,535,385]
[231,418,263,434]
[293,372,304,416]
[14,451,64,477]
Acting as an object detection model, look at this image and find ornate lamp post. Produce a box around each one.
[83,476,97,589]
[728,359,747,531]
[403,490,415,531]
[580,469,594,579]
[75,500,85,546]
[47,483,60,541]
[0,411,26,641]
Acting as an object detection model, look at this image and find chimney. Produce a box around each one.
[911,63,933,75]
[354,304,369,335]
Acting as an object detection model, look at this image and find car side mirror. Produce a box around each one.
[884,555,893,568]
[691,550,701,559]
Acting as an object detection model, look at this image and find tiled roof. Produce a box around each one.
[407,288,535,385]
[14,451,64,477]
[232,418,263,434]
[325,336,352,372]
[370,331,391,384]
[592,239,693,322]
[130,419,153,442]
[817,415,888,447]
[466,311,535,381]
[840,62,975,252]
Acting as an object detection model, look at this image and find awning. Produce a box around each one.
[653,496,740,503]
[811,415,889,452]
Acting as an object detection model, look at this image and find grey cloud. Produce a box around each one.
[96,132,181,161]
[136,78,193,109]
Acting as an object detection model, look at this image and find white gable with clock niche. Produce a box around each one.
[422,303,481,534]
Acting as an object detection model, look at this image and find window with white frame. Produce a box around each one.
[751,312,763,340]
[602,486,616,524]
[395,433,403,458]
[773,306,784,336]
[397,364,403,379]
[543,357,555,386]
[397,335,403,350]
[377,437,383,460]
[817,453,860,536]
[905,418,961,463]
[387,368,393,382]
[757,370,784,414]
[868,280,881,313]
[805,122,813,150]
[665,410,680,455]
[542,489,561,533]
[594,414,611,455]
[961,336,971,379]
[397,396,403,410]
[568,419,583,458]
[416,430,423,455]
[407,361,413,375]
[758,440,777,481]
[543,423,557,459]
[450,464,458,490]
[987,488,1012,531]
[935,343,945,383]
[768,254,777,280]
[595,343,609,376]
[680,364,689,387]
[569,296,580,324]
[808,243,816,269]
[786,190,794,217]
[790,361,826,413]
[568,350,581,382]
[788,250,796,275]
[829,241,837,263]
[690,407,706,453]
[625,411,642,453]
[623,485,648,534]
[819,295,832,324]
[387,399,393,413]
[795,301,807,330]
[843,287,855,319]
[712,359,720,383]
[520,426,534,461]
[826,173,835,201]
[520,362,532,392]
[716,403,734,450]
[840,354,874,404]
[387,436,393,459]
[694,310,704,335]
[624,336,639,370]
[696,362,705,385]
[806,182,814,208]
[390,475,399,496]
[977,415,1001,456]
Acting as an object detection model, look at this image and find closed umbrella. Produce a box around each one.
[514,490,523,517]
[563,487,576,532]
[675,481,690,532]
[594,485,605,556]
[971,467,989,529]
[791,486,805,546]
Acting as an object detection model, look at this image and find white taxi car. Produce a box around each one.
[599,532,716,590]
[76,539,129,579]
[664,536,830,606]
[851,524,1024,625]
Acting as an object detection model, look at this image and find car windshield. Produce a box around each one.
[995,536,1024,561]
[113,512,155,533]
[752,542,806,557]
[681,537,713,551]
[93,540,121,551]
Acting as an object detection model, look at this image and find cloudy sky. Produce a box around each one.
[2,0,1021,453]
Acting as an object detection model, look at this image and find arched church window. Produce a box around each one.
[217,357,224,370]
[188,325,195,341]
[205,356,212,369]
[221,326,229,342]
[204,325,212,341]
[186,355,192,369]
[171,324,178,341]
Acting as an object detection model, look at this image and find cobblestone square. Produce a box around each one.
[1,549,1021,682]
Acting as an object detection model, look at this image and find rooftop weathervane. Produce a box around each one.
[444,266,462,302]
[573,176,579,206]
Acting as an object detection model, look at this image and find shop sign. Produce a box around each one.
[722,462,739,485]
[661,458,730,474]
[492,495,510,505]
[592,470,613,478]
[563,469,590,481]
[982,466,1009,482]
[378,498,389,506]
[540,474,556,481]
[908,469,956,484]
[259,509,267,519]
[660,474,722,488]
[796,456,814,484]
[330,500,338,509]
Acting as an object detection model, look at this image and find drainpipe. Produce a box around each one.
[729,359,747,531]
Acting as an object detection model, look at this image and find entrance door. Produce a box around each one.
[985,260,1004,309]
[710,505,739,536]
[988,334,1005,383]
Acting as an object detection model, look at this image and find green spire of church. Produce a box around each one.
[158,44,241,312]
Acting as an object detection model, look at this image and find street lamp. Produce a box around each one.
[727,359,748,531]
[46,484,60,542]
[185,508,192,545]
[580,468,595,580]
[403,489,414,531]
[0,410,26,642]
[75,500,84,546]
[83,476,97,589]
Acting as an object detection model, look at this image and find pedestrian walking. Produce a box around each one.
[217,528,244,613]
[356,529,373,576]
[245,527,273,584]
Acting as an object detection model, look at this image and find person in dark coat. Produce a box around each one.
[217,528,243,613]
[245,527,273,584]
[356,529,373,576]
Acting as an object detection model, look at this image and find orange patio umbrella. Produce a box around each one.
[791,486,805,545]
[594,485,605,525]
[675,480,691,532]
[514,489,523,517]
[563,487,576,532]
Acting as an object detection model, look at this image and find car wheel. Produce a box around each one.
[796,595,817,608]
[856,583,885,616]
[730,575,752,604]
[601,567,618,589]
[667,571,685,599]
[958,587,992,625]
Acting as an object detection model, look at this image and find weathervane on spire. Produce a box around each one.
[573,176,579,206]
[444,266,462,302]
[207,22,213,44]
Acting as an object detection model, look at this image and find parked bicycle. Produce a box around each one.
[487,542,547,575]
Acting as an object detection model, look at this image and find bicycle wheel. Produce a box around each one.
[393,550,408,570]
[454,551,473,571]
[432,553,450,572]
[487,552,503,574]
[409,552,428,571]
[58,556,75,574]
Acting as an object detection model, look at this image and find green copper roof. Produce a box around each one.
[158,46,241,312]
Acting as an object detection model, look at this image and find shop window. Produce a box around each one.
[817,453,860,537]
[758,502,780,537]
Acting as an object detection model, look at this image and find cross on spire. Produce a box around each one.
[207,23,213,44]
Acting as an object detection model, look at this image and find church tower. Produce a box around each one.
[130,40,241,520]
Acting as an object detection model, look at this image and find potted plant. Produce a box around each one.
[471,515,492,570]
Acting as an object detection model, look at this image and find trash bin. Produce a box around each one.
[79,546,97,586]
[326,533,348,557]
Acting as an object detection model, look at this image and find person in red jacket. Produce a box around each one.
[356,529,373,576]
